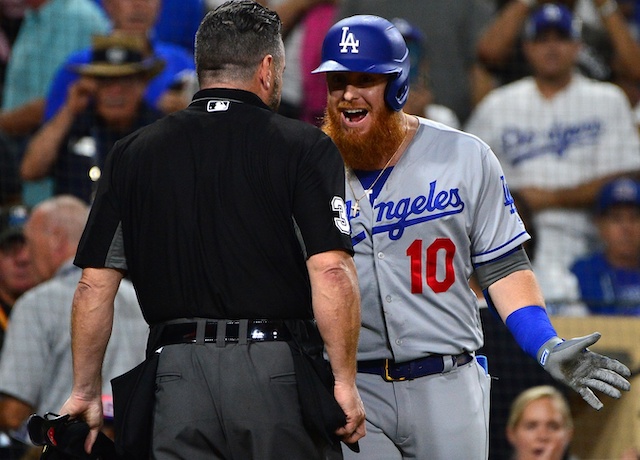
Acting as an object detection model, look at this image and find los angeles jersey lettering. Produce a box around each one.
[349,180,464,242]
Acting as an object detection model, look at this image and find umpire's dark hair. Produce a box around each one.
[195,1,283,84]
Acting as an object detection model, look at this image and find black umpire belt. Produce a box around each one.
[157,319,292,346]
[357,353,473,381]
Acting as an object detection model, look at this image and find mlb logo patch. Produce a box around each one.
[206,100,230,112]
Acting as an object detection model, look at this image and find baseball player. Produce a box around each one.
[313,15,632,460]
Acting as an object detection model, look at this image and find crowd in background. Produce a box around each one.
[0,0,639,307]
[1,0,639,313]
[0,0,640,459]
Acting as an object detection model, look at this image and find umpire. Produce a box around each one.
[58,1,365,459]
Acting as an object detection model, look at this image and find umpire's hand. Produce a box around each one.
[333,380,366,444]
[58,392,104,454]
[538,332,631,410]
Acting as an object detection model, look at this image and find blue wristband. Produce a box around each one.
[505,305,558,360]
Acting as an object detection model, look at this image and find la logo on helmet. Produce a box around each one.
[339,26,359,53]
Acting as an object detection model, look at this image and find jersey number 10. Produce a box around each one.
[406,238,455,294]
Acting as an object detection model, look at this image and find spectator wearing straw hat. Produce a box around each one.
[45,0,197,121]
[20,33,164,204]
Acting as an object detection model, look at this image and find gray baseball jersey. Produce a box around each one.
[348,117,529,362]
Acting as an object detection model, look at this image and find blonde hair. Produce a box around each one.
[507,385,573,431]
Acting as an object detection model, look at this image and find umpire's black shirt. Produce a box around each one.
[74,88,353,324]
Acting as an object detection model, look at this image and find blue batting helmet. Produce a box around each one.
[312,15,410,111]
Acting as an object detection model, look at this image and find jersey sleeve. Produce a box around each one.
[291,132,353,258]
[470,144,530,265]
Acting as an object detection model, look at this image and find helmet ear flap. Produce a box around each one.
[385,70,409,111]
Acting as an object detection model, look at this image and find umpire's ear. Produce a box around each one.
[251,54,283,110]
[257,54,274,91]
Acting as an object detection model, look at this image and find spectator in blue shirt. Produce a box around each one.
[150,0,204,55]
[571,177,640,315]
[93,0,204,54]
[44,0,195,122]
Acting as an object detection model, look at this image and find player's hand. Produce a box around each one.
[58,392,103,454]
[538,332,631,410]
[333,380,366,445]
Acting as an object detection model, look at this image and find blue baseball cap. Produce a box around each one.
[0,205,28,249]
[596,178,640,215]
[524,3,581,40]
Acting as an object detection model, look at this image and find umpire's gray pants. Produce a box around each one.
[151,341,333,460]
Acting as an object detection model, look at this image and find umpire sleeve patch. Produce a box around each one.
[331,196,351,235]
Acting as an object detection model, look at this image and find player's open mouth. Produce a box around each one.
[342,109,368,124]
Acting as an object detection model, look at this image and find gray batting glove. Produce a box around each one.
[537,332,631,411]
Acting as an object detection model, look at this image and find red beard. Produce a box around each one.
[321,103,405,171]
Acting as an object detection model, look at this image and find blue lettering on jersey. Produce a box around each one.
[502,120,601,166]
[349,180,464,243]
[352,230,366,246]
[501,176,516,214]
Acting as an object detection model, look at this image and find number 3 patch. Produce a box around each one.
[331,196,351,235]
